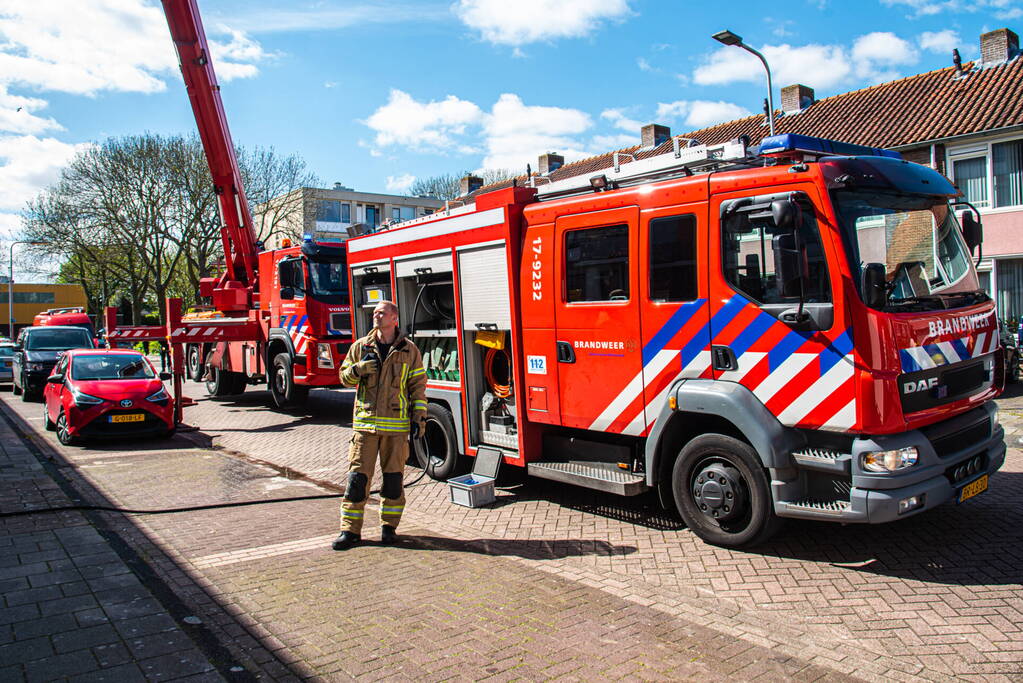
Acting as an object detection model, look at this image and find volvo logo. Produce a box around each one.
[119,399,133,408]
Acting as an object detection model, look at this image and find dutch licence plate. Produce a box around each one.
[109,413,145,424]
[957,474,988,503]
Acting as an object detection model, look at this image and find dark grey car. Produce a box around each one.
[12,326,95,400]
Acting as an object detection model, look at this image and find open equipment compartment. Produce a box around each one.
[350,260,391,338]
[395,252,460,383]
[458,242,518,450]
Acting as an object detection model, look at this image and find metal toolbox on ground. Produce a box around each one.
[447,446,503,508]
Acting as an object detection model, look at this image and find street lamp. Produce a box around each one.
[712,30,776,136]
[8,241,50,338]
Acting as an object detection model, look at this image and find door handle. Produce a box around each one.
[711,345,738,371]
[556,341,576,363]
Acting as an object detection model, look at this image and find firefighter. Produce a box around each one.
[332,300,427,550]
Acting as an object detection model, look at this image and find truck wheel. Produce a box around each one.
[672,434,782,548]
[413,403,460,480]
[270,353,308,409]
[206,366,244,397]
[186,345,205,382]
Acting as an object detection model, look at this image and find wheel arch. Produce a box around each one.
[424,387,465,456]
[644,379,803,496]
[266,331,295,369]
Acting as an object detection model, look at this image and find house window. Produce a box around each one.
[993,140,1023,208]
[392,208,401,221]
[952,157,988,208]
[365,206,378,227]
[341,203,351,223]
[317,200,341,222]
[996,258,1023,322]
[13,291,55,304]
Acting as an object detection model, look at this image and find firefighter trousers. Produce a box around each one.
[340,432,407,534]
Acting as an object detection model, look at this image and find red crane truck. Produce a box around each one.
[347,134,1006,547]
[105,0,353,410]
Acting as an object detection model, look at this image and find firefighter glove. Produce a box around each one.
[414,417,426,440]
[353,359,378,377]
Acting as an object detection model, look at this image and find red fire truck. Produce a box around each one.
[347,133,1006,547]
[105,0,353,410]
[34,307,94,336]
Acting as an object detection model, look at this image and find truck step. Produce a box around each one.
[791,448,850,474]
[527,461,647,496]
[778,499,851,515]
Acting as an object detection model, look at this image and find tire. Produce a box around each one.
[162,426,176,439]
[56,409,78,446]
[11,378,20,395]
[205,366,245,397]
[269,353,308,409]
[186,345,204,382]
[44,408,55,431]
[412,403,460,480]
[671,433,782,548]
[20,375,35,402]
[1009,352,1020,383]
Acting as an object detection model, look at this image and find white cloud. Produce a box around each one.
[363,89,483,151]
[852,32,919,82]
[208,27,278,81]
[637,57,654,72]
[482,94,592,170]
[0,87,62,136]
[223,4,448,34]
[454,0,631,46]
[0,1,269,96]
[600,108,644,132]
[656,100,752,129]
[694,42,852,90]
[591,133,639,149]
[0,135,92,212]
[918,29,961,53]
[881,0,1020,17]
[385,173,415,193]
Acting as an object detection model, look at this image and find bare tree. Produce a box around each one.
[408,168,516,201]
[240,146,318,244]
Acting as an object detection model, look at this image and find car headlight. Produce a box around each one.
[146,387,170,404]
[28,362,45,372]
[992,405,1000,431]
[317,343,334,369]
[71,388,104,407]
[862,446,918,473]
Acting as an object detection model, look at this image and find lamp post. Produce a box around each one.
[8,241,50,338]
[712,30,775,136]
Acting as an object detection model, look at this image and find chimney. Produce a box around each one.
[980,28,1019,66]
[459,174,483,196]
[781,84,815,114]
[641,123,671,148]
[538,152,564,175]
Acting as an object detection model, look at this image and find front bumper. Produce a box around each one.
[775,404,1005,523]
[22,368,55,391]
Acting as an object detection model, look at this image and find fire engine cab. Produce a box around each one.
[347,133,1006,547]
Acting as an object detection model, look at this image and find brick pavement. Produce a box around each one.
[174,380,1023,681]
[0,388,855,681]
[0,399,223,682]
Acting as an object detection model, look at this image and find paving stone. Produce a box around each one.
[0,635,55,665]
[39,593,99,617]
[24,649,100,682]
[137,649,217,680]
[69,662,148,683]
[12,613,79,639]
[53,624,122,653]
[112,613,179,640]
[3,584,63,606]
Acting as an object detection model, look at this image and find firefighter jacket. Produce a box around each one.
[339,331,427,434]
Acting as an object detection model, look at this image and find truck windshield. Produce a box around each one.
[308,259,349,300]
[832,190,983,310]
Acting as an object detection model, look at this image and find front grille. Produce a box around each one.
[930,420,990,459]
[329,313,352,336]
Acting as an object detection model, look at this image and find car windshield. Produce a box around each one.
[25,329,94,350]
[308,259,349,299]
[832,190,982,310]
[71,354,155,381]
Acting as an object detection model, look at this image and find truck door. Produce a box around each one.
[709,189,855,431]
[554,206,642,432]
[633,207,711,436]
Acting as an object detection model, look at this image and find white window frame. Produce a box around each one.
[947,134,1023,214]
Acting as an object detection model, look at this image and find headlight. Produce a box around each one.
[71,388,104,407]
[992,406,1000,431]
[28,362,45,371]
[317,343,334,369]
[146,387,170,404]
[862,446,918,473]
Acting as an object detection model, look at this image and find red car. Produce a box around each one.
[43,349,175,445]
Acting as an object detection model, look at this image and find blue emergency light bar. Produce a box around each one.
[757,134,901,159]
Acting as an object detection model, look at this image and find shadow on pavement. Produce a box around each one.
[198,388,355,433]
[401,534,637,559]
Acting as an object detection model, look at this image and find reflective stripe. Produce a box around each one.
[353,422,409,433]
[399,363,409,420]
[380,506,404,513]
[413,400,427,410]
[342,510,363,518]
[409,367,426,377]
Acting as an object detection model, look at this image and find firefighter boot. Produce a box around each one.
[381,525,397,544]
[332,531,360,551]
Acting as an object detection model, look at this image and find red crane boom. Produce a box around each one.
[161,0,259,312]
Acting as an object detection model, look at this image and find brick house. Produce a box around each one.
[467,27,1023,319]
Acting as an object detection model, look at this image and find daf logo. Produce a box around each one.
[903,378,938,394]
[120,399,133,408]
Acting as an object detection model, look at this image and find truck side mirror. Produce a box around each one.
[771,198,798,229]
[861,262,887,310]
[772,232,807,298]
[961,210,983,254]
[279,287,295,300]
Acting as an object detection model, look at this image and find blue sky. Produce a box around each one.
[0,0,1020,253]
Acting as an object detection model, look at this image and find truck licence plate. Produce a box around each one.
[957,475,988,503]
[109,413,145,424]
